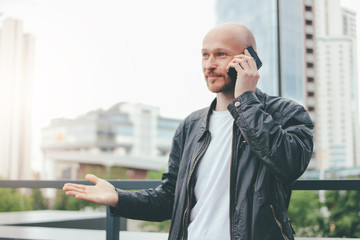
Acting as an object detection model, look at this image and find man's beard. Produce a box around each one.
[205,72,234,93]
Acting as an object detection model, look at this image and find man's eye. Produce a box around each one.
[202,53,209,58]
[219,53,226,56]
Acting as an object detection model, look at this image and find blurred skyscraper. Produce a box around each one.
[314,0,359,170]
[0,18,35,179]
[216,0,360,173]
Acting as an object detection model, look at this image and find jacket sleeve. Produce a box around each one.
[109,123,183,221]
[228,91,314,184]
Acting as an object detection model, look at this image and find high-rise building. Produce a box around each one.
[41,102,182,180]
[0,18,35,179]
[314,0,359,169]
[303,0,316,123]
[216,0,305,105]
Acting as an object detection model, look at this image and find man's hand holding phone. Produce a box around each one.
[227,47,261,98]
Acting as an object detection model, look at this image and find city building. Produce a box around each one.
[0,18,35,179]
[314,0,360,170]
[41,102,182,180]
[303,0,317,124]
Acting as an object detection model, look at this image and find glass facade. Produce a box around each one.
[216,0,305,104]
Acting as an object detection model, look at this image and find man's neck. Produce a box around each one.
[215,91,235,111]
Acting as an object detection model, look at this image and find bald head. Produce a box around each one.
[203,22,257,51]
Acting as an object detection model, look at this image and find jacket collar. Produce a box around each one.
[197,88,266,142]
[197,98,216,142]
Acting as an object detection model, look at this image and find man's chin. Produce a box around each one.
[207,85,234,94]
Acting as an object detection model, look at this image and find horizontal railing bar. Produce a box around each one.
[0,179,359,190]
[0,180,162,189]
[291,179,360,190]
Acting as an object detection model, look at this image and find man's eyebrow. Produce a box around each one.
[201,48,232,52]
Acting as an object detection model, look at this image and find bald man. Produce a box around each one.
[64,23,313,240]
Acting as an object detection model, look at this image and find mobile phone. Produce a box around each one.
[227,46,262,83]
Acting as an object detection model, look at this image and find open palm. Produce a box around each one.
[63,174,118,207]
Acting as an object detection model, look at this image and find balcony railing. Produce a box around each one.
[1,179,360,240]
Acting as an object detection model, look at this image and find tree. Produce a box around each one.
[31,189,49,210]
[324,190,360,238]
[288,190,325,237]
[0,188,32,212]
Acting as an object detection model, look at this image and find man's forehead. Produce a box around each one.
[202,34,245,53]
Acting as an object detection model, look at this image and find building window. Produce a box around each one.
[305,6,312,11]
[306,48,313,53]
[307,77,314,82]
[307,92,315,97]
[307,63,314,68]
[306,20,313,25]
[306,34,313,39]
[308,106,315,111]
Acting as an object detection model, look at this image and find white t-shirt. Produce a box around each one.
[187,110,233,240]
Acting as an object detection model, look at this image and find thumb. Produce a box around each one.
[85,174,100,184]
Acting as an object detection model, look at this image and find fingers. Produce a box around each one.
[85,174,100,184]
[228,60,250,71]
[64,191,96,204]
[63,183,86,192]
[244,49,257,69]
[64,190,80,197]
[228,53,255,71]
[72,193,95,203]
[63,174,99,192]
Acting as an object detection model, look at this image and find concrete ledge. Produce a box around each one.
[0,226,168,240]
[0,226,358,240]
[0,211,357,240]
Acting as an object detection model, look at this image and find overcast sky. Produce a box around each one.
[1,0,217,121]
[1,0,217,170]
[0,0,359,171]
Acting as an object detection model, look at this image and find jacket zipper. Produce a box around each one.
[181,132,209,240]
[269,204,289,240]
[239,140,246,149]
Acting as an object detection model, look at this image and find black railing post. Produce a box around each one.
[106,206,120,240]
[120,217,127,231]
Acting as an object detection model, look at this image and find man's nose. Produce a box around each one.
[205,55,217,70]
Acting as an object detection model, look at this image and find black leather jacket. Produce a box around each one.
[110,89,314,240]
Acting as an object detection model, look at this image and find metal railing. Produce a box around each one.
[1,179,360,240]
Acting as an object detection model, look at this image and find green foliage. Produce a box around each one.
[0,188,33,212]
[289,188,360,238]
[31,189,49,210]
[139,219,171,232]
[147,169,164,180]
[324,190,360,238]
[288,190,325,237]
[109,166,128,179]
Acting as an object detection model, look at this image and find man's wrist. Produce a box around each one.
[109,188,119,207]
